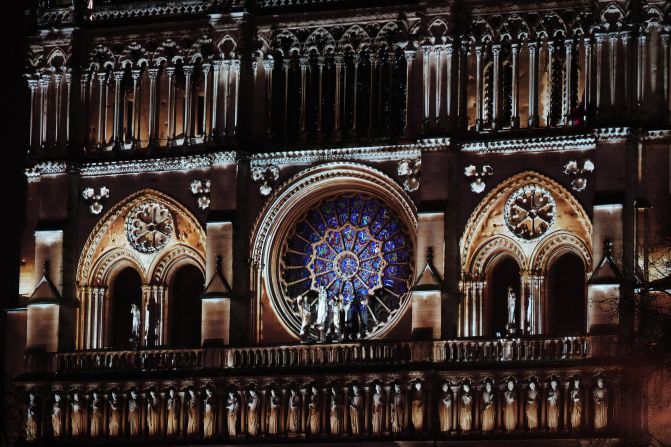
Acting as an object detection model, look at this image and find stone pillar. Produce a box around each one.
[166,67,176,145]
[368,54,377,136]
[474,44,484,131]
[458,41,469,128]
[662,33,670,119]
[563,39,573,125]
[528,41,539,127]
[211,60,222,140]
[130,70,140,148]
[422,45,432,126]
[595,33,604,113]
[27,79,38,151]
[583,37,592,121]
[262,59,273,136]
[445,44,454,126]
[223,60,232,137]
[334,54,343,137]
[79,73,90,148]
[148,67,160,146]
[65,72,72,146]
[435,46,443,125]
[201,63,211,138]
[53,73,62,146]
[282,59,289,136]
[609,33,618,109]
[233,59,240,135]
[511,43,520,128]
[491,44,501,130]
[299,56,308,137]
[546,41,555,125]
[39,74,50,148]
[404,49,416,135]
[112,71,124,150]
[352,53,360,132]
[621,32,631,113]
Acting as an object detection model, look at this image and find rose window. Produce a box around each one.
[280,193,414,337]
[126,202,174,253]
[504,185,556,240]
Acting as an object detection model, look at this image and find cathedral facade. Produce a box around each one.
[7,0,671,445]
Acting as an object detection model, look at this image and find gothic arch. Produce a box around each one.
[530,230,592,275]
[470,235,526,278]
[150,244,206,285]
[91,247,147,286]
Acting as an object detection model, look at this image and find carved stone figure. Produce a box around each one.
[308,386,321,435]
[71,392,85,437]
[267,389,281,435]
[481,381,496,432]
[131,303,141,340]
[459,384,473,432]
[166,389,179,437]
[247,389,260,436]
[349,385,363,435]
[186,388,199,436]
[371,384,385,435]
[593,378,608,431]
[525,381,539,430]
[90,391,104,438]
[297,294,312,341]
[503,380,517,432]
[128,389,141,437]
[411,381,424,431]
[315,286,329,339]
[438,382,452,432]
[108,391,121,437]
[146,390,161,437]
[547,379,560,432]
[51,392,63,438]
[144,296,158,347]
[286,389,300,435]
[391,383,405,433]
[329,387,343,435]
[226,391,239,437]
[203,388,215,438]
[507,287,517,326]
[26,392,38,441]
[570,378,583,430]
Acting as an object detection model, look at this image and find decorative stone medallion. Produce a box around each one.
[504,185,556,240]
[125,202,174,253]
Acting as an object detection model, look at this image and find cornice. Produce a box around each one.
[461,133,595,154]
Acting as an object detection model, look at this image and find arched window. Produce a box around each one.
[109,267,142,349]
[169,265,205,348]
[486,256,521,336]
[546,252,586,335]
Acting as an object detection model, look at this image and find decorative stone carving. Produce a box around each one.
[108,391,121,437]
[547,378,560,431]
[308,385,321,435]
[438,382,452,432]
[480,380,495,432]
[26,391,38,441]
[397,158,421,192]
[189,179,211,210]
[525,380,540,430]
[81,186,110,215]
[147,389,161,437]
[226,390,239,437]
[130,303,141,341]
[371,383,385,435]
[128,389,141,437]
[593,377,608,431]
[504,185,556,240]
[166,389,179,437]
[349,384,363,435]
[90,391,104,438]
[71,391,85,438]
[464,164,493,193]
[563,159,595,192]
[503,379,517,432]
[569,378,583,430]
[390,382,405,433]
[286,388,300,435]
[329,386,344,435]
[125,201,174,253]
[251,165,280,196]
[246,389,260,436]
[203,387,216,438]
[267,388,281,435]
[51,391,63,438]
[459,383,473,432]
[186,388,199,436]
[410,381,425,432]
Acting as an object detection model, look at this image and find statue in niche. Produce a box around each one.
[71,391,85,437]
[349,384,363,435]
[308,386,321,435]
[108,391,121,437]
[147,390,161,437]
[525,381,539,430]
[51,392,63,438]
[481,381,495,432]
[503,379,517,432]
[390,383,405,433]
[166,389,180,437]
[411,381,424,432]
[144,296,158,347]
[546,379,560,431]
[26,391,38,441]
[507,286,517,331]
[286,388,300,435]
[296,294,312,342]
[130,303,141,340]
[315,286,329,342]
[371,383,385,435]
[569,378,583,430]
[246,389,260,436]
[459,383,473,432]
[203,387,215,439]
[438,382,452,433]
[593,378,608,431]
[90,391,104,438]
[226,391,239,437]
[329,386,343,435]
[267,388,281,435]
[186,388,199,436]
[128,389,141,437]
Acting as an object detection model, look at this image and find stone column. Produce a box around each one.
[491,44,501,130]
[130,70,140,148]
[111,71,124,149]
[211,60,222,140]
[583,37,592,120]
[96,71,107,149]
[404,49,416,135]
[352,53,360,132]
[201,63,211,138]
[609,32,618,108]
[528,41,539,127]
[458,41,469,127]
[445,44,454,125]
[422,45,432,126]
[637,31,647,111]
[53,73,62,146]
[368,54,377,136]
[39,74,50,148]
[334,54,343,138]
[511,43,520,128]
[316,56,324,133]
[27,79,38,151]
[474,44,484,131]
[79,73,89,148]
[298,56,308,137]
[166,67,176,145]
[563,39,573,125]
[223,60,232,137]
[621,32,631,113]
[546,41,555,125]
[662,33,670,118]
[435,46,443,125]
[282,59,289,136]
[233,60,241,134]
[595,33,604,113]
[181,65,193,145]
[262,59,273,136]
[147,67,160,146]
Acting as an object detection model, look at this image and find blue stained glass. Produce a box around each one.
[288,238,311,254]
[350,196,365,226]
[327,231,343,252]
[370,208,390,235]
[384,249,411,263]
[318,271,337,286]
[383,240,396,252]
[285,268,309,283]
[336,197,350,225]
[330,277,344,294]
[377,226,393,241]
[387,218,401,233]
[353,230,370,253]
[313,260,332,274]
[360,258,382,271]
[360,243,379,259]
[307,210,326,235]
[298,222,321,243]
[321,202,339,229]
[342,225,355,250]
[360,200,379,226]
[386,264,411,279]
[352,276,366,291]
[316,242,334,259]
[342,280,354,303]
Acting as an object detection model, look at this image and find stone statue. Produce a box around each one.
[108,391,121,437]
[203,388,215,438]
[371,383,385,435]
[186,388,199,436]
[390,383,404,433]
[246,389,260,436]
[286,389,300,435]
[329,387,343,435]
[226,391,239,437]
[569,378,583,430]
[546,379,560,431]
[26,391,38,441]
[481,381,495,432]
[315,286,329,341]
[525,381,539,430]
[503,379,517,432]
[593,378,608,431]
[296,294,312,342]
[51,392,63,438]
[166,389,179,437]
[507,286,517,326]
[128,389,141,437]
[308,386,321,435]
[267,388,281,435]
[131,303,141,340]
[90,391,104,438]
[411,381,424,432]
[71,391,85,438]
[144,296,158,347]
[459,384,473,432]
[358,293,370,338]
[438,382,452,433]
[349,385,363,435]
[147,390,161,437]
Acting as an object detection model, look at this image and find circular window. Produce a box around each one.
[126,202,174,253]
[280,193,414,338]
[504,185,556,240]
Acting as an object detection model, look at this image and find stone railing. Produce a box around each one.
[25,335,616,375]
